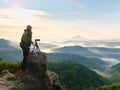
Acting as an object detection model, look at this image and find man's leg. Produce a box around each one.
[22,47,30,71]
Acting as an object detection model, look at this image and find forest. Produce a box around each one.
[0,57,120,90]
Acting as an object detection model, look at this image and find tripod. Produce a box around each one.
[32,39,40,54]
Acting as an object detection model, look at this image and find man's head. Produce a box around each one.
[26,25,32,31]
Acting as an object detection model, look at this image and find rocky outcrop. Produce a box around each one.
[11,52,65,90]
[0,70,15,90]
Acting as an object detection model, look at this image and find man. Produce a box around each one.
[20,25,34,74]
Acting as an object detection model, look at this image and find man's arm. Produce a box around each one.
[28,31,35,46]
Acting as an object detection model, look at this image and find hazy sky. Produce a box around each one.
[0,0,120,42]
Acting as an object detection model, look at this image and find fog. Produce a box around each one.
[101,58,120,66]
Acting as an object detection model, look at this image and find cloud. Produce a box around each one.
[0,9,120,42]
[0,8,48,26]
[0,2,120,42]
[101,58,120,66]
[0,14,13,19]
[3,0,15,7]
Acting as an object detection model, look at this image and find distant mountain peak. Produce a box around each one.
[71,35,88,41]
[62,35,88,44]
[0,38,9,42]
[0,38,10,45]
[0,39,18,50]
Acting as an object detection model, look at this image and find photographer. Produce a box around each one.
[20,25,34,74]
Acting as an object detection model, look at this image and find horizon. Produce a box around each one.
[0,0,120,42]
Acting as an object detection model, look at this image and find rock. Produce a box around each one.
[47,71,59,85]
[47,71,66,90]
[11,52,65,90]
[0,70,15,90]
[2,70,16,80]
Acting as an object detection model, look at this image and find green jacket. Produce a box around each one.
[21,30,32,47]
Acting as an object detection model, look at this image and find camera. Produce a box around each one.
[35,39,40,41]
[32,39,41,54]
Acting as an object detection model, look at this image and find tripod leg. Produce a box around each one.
[37,47,41,54]
[36,43,41,54]
[32,45,36,54]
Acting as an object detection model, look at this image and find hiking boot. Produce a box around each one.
[21,69,29,74]
[28,52,33,56]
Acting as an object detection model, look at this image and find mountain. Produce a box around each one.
[0,39,16,50]
[0,51,110,90]
[62,35,88,44]
[0,39,110,72]
[0,39,119,74]
[47,53,109,72]
[107,63,120,82]
[62,39,120,48]
[0,52,65,90]
[0,50,22,62]
[48,61,110,90]
[88,47,120,59]
[54,46,101,57]
[54,46,120,66]
[71,35,88,41]
[111,63,120,74]
[0,39,22,62]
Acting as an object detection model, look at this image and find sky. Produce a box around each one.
[0,0,120,42]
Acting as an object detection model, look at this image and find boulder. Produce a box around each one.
[0,70,15,90]
[11,52,65,90]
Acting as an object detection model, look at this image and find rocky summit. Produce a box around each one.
[0,52,65,90]
[0,70,15,90]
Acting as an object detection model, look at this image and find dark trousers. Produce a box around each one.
[19,41,30,71]
[21,47,30,71]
